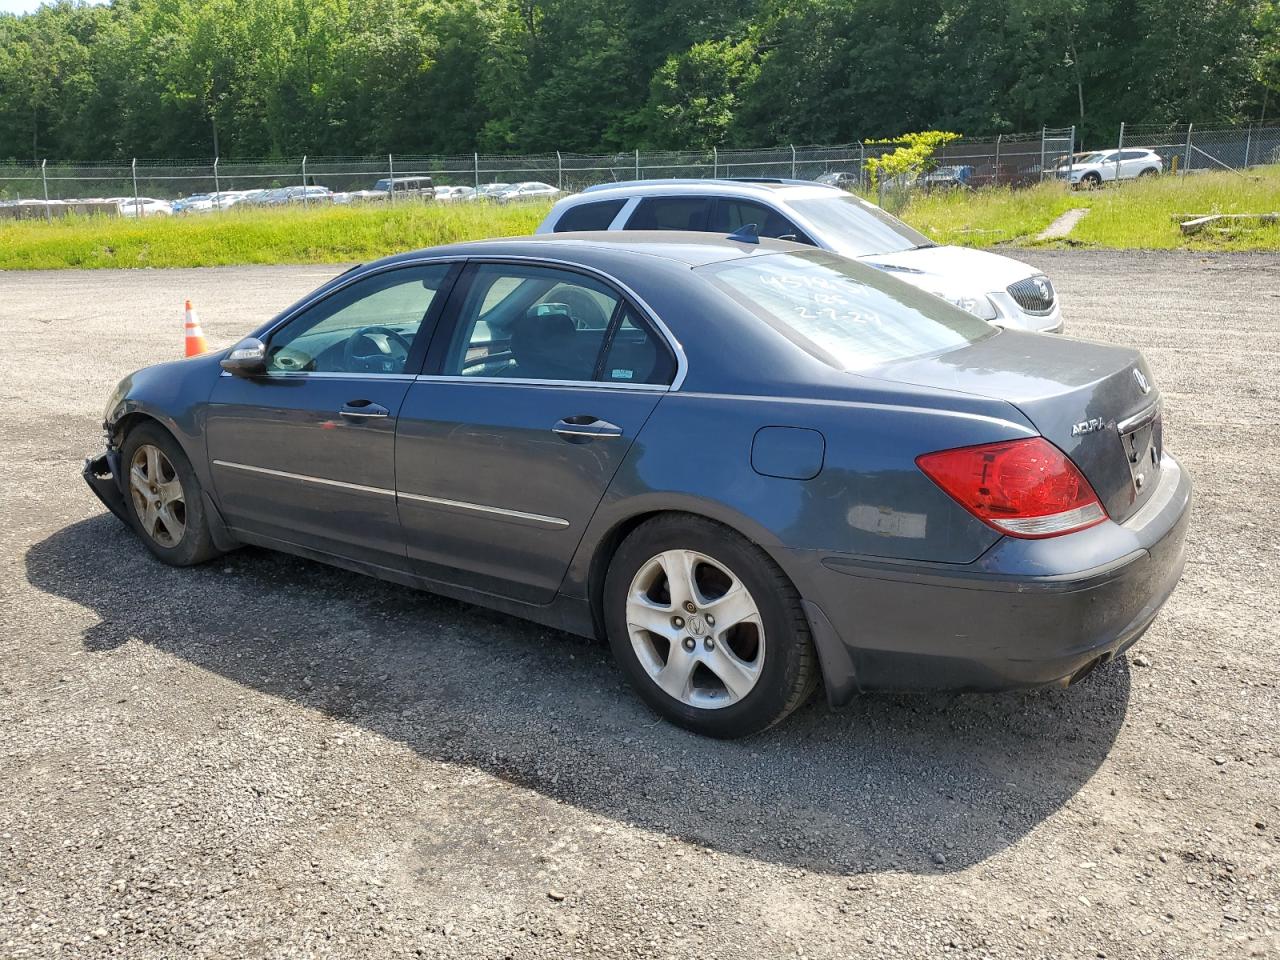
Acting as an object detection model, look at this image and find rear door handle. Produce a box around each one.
[553,416,623,440]
[339,399,390,419]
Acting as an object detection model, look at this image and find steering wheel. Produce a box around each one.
[343,325,413,374]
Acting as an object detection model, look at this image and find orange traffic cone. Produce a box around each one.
[184,300,209,357]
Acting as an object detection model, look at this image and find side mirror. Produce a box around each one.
[220,337,267,377]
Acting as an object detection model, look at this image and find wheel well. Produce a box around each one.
[111,412,168,448]
[585,508,782,640]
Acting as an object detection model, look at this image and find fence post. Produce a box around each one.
[1039,127,1046,181]
[1183,123,1193,175]
[213,157,220,205]
[635,148,639,180]
[994,134,1002,186]
[712,146,718,179]
[41,158,50,221]
[301,155,308,206]
[556,150,563,190]
[1244,124,1253,169]
[790,144,796,179]
[388,154,395,204]
[473,152,479,191]
[1067,126,1075,182]
[131,158,139,217]
[1115,122,1124,184]
[859,141,866,189]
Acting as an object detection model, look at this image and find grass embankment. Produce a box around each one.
[898,165,1280,251]
[0,200,553,270]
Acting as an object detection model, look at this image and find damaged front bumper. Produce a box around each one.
[83,448,131,525]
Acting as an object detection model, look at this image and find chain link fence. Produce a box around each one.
[2,121,1276,219]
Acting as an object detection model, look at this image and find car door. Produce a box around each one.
[205,261,459,569]
[395,260,678,603]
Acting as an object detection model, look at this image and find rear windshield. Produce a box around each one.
[787,195,932,256]
[696,251,995,370]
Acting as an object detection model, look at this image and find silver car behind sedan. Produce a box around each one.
[537,179,1063,332]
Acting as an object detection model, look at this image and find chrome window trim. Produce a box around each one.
[414,374,666,392]
[218,370,418,380]
[212,459,396,497]
[397,491,570,528]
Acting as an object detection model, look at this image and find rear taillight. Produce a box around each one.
[916,437,1107,539]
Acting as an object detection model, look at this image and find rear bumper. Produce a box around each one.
[799,453,1191,703]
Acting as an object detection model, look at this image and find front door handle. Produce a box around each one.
[339,399,390,419]
[553,416,623,440]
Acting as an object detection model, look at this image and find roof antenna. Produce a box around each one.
[727,222,759,244]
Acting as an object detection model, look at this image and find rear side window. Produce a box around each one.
[599,306,676,385]
[710,199,814,244]
[554,199,626,232]
[625,197,711,231]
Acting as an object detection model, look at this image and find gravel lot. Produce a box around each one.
[1,250,1278,959]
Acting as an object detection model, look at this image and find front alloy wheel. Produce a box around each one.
[129,443,187,547]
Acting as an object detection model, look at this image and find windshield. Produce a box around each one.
[696,251,995,370]
[787,195,932,256]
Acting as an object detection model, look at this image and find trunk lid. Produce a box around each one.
[876,329,1163,523]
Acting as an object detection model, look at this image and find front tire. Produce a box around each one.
[120,422,219,567]
[603,514,818,738]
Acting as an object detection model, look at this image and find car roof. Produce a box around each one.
[373,231,808,270]
[572,179,841,204]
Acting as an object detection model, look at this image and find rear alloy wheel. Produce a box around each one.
[625,549,766,709]
[604,514,818,738]
[1080,172,1102,189]
[120,422,220,567]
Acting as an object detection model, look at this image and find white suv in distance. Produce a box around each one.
[1054,149,1163,188]
[538,180,1062,332]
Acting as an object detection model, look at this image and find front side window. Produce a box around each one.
[265,264,453,375]
[441,263,673,385]
[697,251,995,371]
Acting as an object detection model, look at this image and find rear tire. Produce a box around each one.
[119,422,220,567]
[603,514,818,738]
[1138,167,1159,178]
[1081,172,1102,189]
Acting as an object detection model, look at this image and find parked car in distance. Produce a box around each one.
[85,232,1189,738]
[113,197,173,217]
[816,171,861,190]
[172,194,211,215]
[1055,149,1163,188]
[434,185,476,202]
[496,181,561,203]
[918,164,974,190]
[473,182,512,200]
[539,179,1063,331]
[373,176,434,198]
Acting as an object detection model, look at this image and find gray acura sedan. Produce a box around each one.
[85,233,1190,738]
